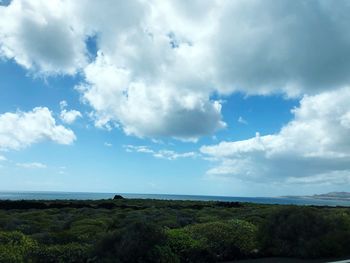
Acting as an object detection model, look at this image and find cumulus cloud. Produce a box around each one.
[59,100,82,124]
[2,1,350,139]
[60,109,82,124]
[78,53,225,140]
[0,107,76,151]
[124,145,197,160]
[16,162,46,169]
[201,88,350,184]
[0,0,87,75]
[208,1,350,96]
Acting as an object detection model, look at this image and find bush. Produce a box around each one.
[93,221,178,262]
[258,207,350,258]
[0,231,38,263]
[69,218,111,242]
[31,243,91,263]
[166,228,211,262]
[167,219,258,262]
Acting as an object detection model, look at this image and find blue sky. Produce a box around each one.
[1,1,350,196]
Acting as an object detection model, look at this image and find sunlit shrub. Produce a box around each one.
[0,231,38,263]
[167,219,258,262]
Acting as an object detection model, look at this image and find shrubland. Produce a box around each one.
[0,199,349,262]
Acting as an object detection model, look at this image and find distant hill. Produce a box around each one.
[282,192,350,201]
[311,192,350,200]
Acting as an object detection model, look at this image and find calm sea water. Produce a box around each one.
[0,191,350,206]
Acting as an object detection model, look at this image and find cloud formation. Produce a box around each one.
[208,1,350,96]
[60,109,82,124]
[124,145,197,160]
[16,162,46,169]
[0,0,87,75]
[2,0,350,189]
[238,116,248,125]
[201,88,350,184]
[0,107,76,151]
[59,100,82,124]
[78,53,225,140]
[3,1,350,139]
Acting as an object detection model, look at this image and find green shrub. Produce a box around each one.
[258,207,350,258]
[166,228,210,262]
[69,218,111,242]
[93,221,177,263]
[0,231,38,263]
[31,243,91,263]
[167,219,258,262]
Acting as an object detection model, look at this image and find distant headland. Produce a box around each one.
[284,192,350,201]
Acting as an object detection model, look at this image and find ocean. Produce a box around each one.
[0,191,350,206]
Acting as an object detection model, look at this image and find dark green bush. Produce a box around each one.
[93,221,178,263]
[31,243,91,263]
[259,207,350,258]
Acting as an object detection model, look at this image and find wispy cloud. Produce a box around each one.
[16,162,47,169]
[124,145,198,160]
[238,116,248,125]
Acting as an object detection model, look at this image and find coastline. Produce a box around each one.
[1,191,350,207]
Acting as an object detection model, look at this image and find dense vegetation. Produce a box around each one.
[0,198,349,262]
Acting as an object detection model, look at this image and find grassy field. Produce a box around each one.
[0,198,349,262]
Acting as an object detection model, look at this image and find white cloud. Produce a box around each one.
[153,150,197,160]
[0,155,6,161]
[59,100,82,124]
[208,1,350,97]
[124,145,197,160]
[238,116,248,125]
[74,1,350,139]
[78,52,225,140]
[59,100,68,110]
[125,145,154,154]
[60,109,82,124]
[104,142,112,147]
[0,107,76,151]
[2,1,350,139]
[16,162,46,169]
[0,0,87,75]
[201,88,350,184]
[286,171,350,185]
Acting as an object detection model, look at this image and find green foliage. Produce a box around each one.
[166,228,211,262]
[259,207,350,258]
[167,219,258,262]
[31,243,91,263]
[93,220,178,263]
[0,199,350,262]
[69,218,112,242]
[147,245,180,263]
[0,231,38,263]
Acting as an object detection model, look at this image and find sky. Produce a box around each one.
[1,0,350,197]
